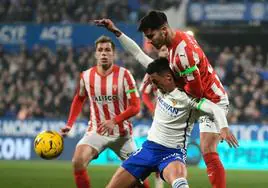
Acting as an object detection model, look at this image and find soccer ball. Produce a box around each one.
[34,130,64,160]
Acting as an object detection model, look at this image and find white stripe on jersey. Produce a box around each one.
[118,67,125,119]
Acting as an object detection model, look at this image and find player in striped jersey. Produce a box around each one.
[95,16,235,188]
[105,58,238,188]
[60,36,147,188]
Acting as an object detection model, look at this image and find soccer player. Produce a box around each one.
[140,46,168,188]
[105,58,238,188]
[95,14,234,188]
[60,36,147,188]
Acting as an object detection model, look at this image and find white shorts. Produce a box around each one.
[198,104,229,133]
[77,131,137,160]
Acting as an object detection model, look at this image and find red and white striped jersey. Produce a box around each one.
[139,74,158,113]
[139,74,157,96]
[168,31,229,105]
[82,65,139,137]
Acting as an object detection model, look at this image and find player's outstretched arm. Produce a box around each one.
[194,99,239,148]
[60,78,87,136]
[94,19,153,68]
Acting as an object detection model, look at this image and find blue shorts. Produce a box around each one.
[121,140,187,181]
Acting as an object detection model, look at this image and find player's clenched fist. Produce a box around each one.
[94,19,122,37]
[60,126,71,137]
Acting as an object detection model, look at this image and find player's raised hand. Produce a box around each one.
[60,126,71,137]
[220,127,239,148]
[93,19,122,37]
[97,119,116,135]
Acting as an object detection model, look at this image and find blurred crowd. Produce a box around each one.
[0,45,145,120]
[0,0,180,23]
[208,45,268,124]
[0,43,268,124]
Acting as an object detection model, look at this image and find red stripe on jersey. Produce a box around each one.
[89,67,101,133]
[123,70,136,135]
[141,80,151,94]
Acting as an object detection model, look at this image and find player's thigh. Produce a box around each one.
[72,144,97,168]
[110,136,137,160]
[198,104,228,134]
[162,160,187,185]
[73,132,110,165]
[200,132,221,154]
[199,105,228,154]
[106,167,137,188]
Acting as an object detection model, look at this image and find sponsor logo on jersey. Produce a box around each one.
[93,95,118,103]
[170,98,178,106]
[158,97,181,117]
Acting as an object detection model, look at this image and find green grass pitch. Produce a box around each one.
[0,160,268,188]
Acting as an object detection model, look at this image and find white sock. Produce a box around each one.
[172,178,189,188]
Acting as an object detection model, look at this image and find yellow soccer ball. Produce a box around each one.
[34,130,64,160]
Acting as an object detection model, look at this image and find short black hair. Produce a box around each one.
[146,57,172,76]
[138,10,168,32]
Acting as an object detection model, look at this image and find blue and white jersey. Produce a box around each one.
[147,88,198,149]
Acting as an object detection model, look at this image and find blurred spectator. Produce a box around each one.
[0,0,180,23]
[0,43,267,124]
[212,45,267,124]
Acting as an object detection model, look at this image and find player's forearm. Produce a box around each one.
[66,94,87,128]
[196,99,228,130]
[142,93,155,113]
[110,26,122,37]
[114,96,140,124]
[117,33,153,68]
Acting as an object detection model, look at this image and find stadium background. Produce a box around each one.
[0,0,268,187]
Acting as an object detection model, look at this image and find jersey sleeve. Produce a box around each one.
[66,73,87,128]
[174,34,204,98]
[118,33,153,68]
[139,74,155,113]
[113,69,140,124]
[195,98,228,130]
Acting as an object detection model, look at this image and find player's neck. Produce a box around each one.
[97,64,114,76]
[166,29,176,47]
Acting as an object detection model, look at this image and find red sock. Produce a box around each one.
[204,152,226,188]
[143,178,150,188]
[74,169,90,188]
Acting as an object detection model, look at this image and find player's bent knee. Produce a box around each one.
[163,161,187,184]
[106,167,137,188]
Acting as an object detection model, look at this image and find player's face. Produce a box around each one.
[95,42,115,69]
[144,28,167,50]
[149,72,175,93]
[158,45,168,58]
